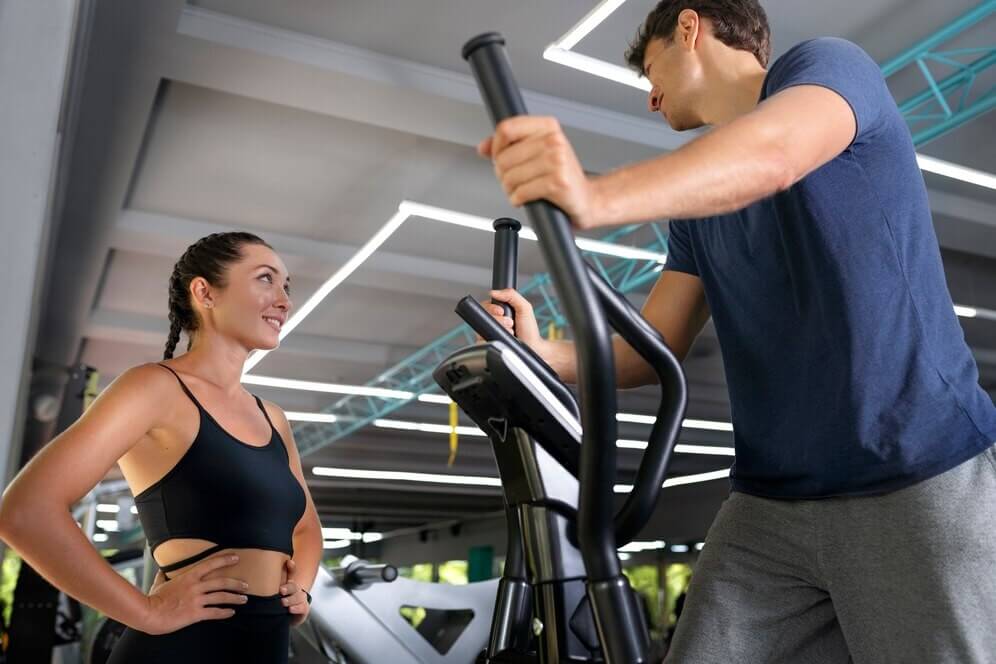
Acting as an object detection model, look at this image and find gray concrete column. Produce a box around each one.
[0,0,79,491]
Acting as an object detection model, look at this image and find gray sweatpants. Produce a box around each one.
[665,444,996,664]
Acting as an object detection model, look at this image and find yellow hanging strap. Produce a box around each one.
[83,369,100,411]
[547,322,563,341]
[448,400,459,467]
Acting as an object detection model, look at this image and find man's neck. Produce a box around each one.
[700,57,768,126]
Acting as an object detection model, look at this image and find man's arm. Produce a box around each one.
[493,270,710,389]
[592,85,857,227]
[483,84,857,230]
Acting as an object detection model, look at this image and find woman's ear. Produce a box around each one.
[190,276,214,309]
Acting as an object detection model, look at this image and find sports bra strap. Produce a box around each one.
[159,543,228,579]
[254,395,276,430]
[156,363,206,411]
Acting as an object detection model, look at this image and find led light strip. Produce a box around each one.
[954,304,996,321]
[917,154,996,192]
[312,466,504,487]
[544,1,996,191]
[312,465,729,490]
[400,201,667,262]
[242,200,666,376]
[242,374,414,400]
[243,208,409,374]
[614,467,731,493]
[286,412,339,423]
[373,418,486,437]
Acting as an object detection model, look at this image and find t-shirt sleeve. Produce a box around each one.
[664,219,698,276]
[765,38,888,145]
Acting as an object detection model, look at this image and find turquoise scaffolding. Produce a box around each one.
[294,223,669,455]
[293,2,996,456]
[882,0,996,147]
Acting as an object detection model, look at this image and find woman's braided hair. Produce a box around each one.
[164,232,271,360]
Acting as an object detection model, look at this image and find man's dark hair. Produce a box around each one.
[164,231,271,359]
[625,0,772,73]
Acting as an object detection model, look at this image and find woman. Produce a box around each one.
[0,232,324,663]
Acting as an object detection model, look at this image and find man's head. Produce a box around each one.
[625,0,771,130]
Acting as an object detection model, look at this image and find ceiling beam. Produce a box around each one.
[113,208,505,293]
[85,307,417,366]
[165,8,671,175]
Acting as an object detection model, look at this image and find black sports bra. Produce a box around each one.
[133,364,306,579]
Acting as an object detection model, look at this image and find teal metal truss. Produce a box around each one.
[294,223,669,456]
[883,0,996,147]
[294,2,996,456]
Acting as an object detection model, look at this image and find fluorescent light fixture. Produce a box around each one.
[917,154,996,191]
[694,542,705,551]
[955,305,978,318]
[96,519,120,532]
[323,539,352,550]
[242,375,413,400]
[553,0,629,50]
[96,504,120,513]
[402,200,666,263]
[618,552,632,561]
[93,533,109,543]
[683,419,734,431]
[321,527,383,542]
[130,506,138,515]
[954,304,996,321]
[243,207,410,374]
[373,418,486,437]
[614,467,731,493]
[313,466,503,487]
[371,418,736,457]
[543,46,651,92]
[286,412,338,423]
[418,394,452,404]
[670,544,690,553]
[616,439,735,456]
[617,413,734,432]
[618,540,667,553]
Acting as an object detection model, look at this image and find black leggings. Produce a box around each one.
[106,593,290,664]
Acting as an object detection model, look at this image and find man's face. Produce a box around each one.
[642,35,706,131]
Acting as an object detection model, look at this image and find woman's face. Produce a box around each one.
[206,243,293,351]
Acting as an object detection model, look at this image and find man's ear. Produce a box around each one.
[676,9,701,50]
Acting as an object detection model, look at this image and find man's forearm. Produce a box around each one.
[540,337,656,389]
[593,113,793,227]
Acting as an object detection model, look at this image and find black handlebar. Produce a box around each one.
[463,33,688,664]
[491,218,521,318]
[332,561,398,589]
[463,33,621,583]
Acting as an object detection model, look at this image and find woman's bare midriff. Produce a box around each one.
[155,539,290,596]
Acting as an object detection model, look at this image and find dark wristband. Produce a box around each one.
[304,590,312,605]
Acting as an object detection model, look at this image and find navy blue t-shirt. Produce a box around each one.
[665,38,996,498]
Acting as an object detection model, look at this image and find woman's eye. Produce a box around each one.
[259,273,273,283]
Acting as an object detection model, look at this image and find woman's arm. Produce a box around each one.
[266,403,323,621]
[0,364,176,631]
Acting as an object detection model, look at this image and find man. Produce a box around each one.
[479,1,996,661]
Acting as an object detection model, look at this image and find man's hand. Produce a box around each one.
[478,116,600,229]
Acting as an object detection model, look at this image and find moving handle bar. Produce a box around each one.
[460,33,688,572]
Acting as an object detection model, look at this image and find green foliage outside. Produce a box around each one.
[1,549,21,627]
[623,564,662,638]
[664,563,693,626]
[437,560,468,585]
